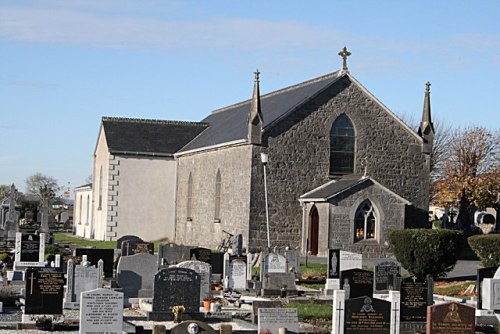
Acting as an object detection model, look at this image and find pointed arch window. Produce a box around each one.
[187,173,193,221]
[330,114,355,176]
[354,200,376,242]
[86,194,91,225]
[214,170,222,222]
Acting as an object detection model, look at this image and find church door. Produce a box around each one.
[308,206,319,255]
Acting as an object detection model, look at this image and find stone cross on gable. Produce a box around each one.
[426,81,431,92]
[254,69,260,81]
[338,46,352,72]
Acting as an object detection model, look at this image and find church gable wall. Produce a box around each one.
[249,76,429,250]
[175,145,253,249]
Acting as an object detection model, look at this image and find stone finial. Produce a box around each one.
[338,46,352,72]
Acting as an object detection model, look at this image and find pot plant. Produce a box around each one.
[280,284,288,298]
[35,315,53,331]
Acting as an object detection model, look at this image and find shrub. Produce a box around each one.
[468,234,500,267]
[0,253,11,262]
[388,229,464,278]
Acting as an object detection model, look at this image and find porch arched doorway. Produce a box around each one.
[308,205,319,255]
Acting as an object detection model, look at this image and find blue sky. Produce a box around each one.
[1,0,499,195]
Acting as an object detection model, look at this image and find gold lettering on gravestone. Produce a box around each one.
[134,243,150,254]
[37,273,64,295]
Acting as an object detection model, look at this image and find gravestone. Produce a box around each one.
[263,253,287,274]
[121,239,154,256]
[24,268,64,315]
[328,249,340,279]
[171,320,218,334]
[75,248,114,277]
[148,267,201,321]
[116,235,143,249]
[374,260,400,293]
[341,268,374,299]
[258,308,298,334]
[116,253,157,298]
[252,300,281,324]
[344,296,391,334]
[64,258,103,309]
[400,276,432,322]
[13,232,46,270]
[80,288,123,334]
[210,252,224,276]
[158,243,191,266]
[478,266,500,310]
[190,247,211,264]
[228,259,247,291]
[426,302,475,334]
[340,251,362,272]
[177,260,211,301]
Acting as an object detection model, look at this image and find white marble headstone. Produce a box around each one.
[229,259,247,291]
[80,288,123,334]
[258,308,298,334]
[264,253,287,273]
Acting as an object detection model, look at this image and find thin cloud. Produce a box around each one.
[3,79,60,90]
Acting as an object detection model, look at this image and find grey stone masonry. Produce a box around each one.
[249,76,430,251]
[106,155,119,241]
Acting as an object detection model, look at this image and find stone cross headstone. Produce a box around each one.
[116,234,143,249]
[80,288,123,334]
[177,260,211,301]
[116,253,157,298]
[426,302,475,334]
[228,259,247,291]
[340,268,374,299]
[374,260,400,293]
[344,296,391,334]
[40,196,50,233]
[258,308,298,334]
[24,268,64,315]
[148,267,201,321]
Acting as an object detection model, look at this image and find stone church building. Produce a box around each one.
[75,49,434,257]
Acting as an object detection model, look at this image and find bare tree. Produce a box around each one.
[25,173,61,202]
[432,126,500,209]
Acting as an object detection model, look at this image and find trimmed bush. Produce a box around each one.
[388,229,464,278]
[468,234,500,267]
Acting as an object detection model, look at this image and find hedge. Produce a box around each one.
[468,234,500,267]
[388,229,464,278]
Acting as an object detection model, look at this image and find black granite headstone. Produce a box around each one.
[341,268,374,299]
[477,266,498,309]
[158,243,191,266]
[75,248,114,277]
[400,276,431,322]
[190,247,211,264]
[328,249,340,279]
[24,268,65,315]
[374,260,400,292]
[20,234,40,262]
[148,267,201,321]
[116,235,143,249]
[121,239,154,256]
[344,296,391,334]
[210,252,224,275]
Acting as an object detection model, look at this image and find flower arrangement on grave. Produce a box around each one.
[35,315,53,331]
[171,305,185,323]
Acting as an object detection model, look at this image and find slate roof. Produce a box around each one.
[299,175,411,204]
[178,71,343,153]
[102,117,208,156]
[300,174,367,201]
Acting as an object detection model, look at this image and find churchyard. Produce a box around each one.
[0,228,499,334]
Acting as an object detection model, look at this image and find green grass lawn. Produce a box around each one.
[285,301,332,320]
[54,232,116,249]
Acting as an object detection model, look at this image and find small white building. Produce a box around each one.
[73,184,92,238]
